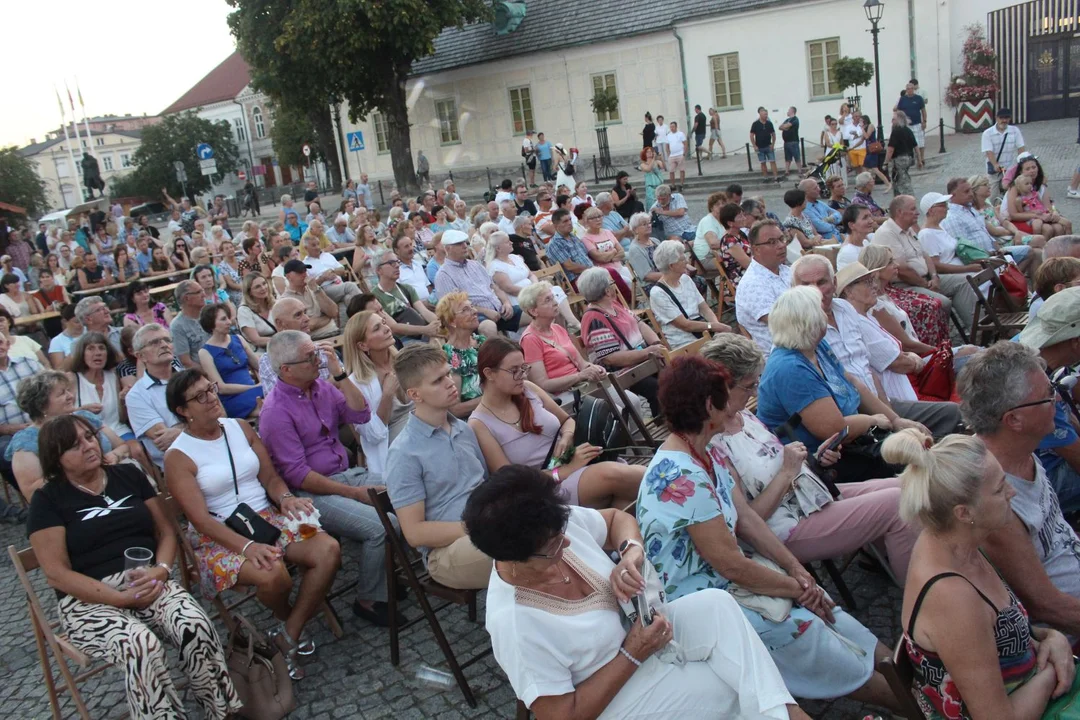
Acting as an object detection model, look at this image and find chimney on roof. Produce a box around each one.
[125,113,131,117]
[29,138,36,145]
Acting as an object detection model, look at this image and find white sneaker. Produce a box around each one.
[1068,189,1080,199]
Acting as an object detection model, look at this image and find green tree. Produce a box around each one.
[0,148,49,217]
[123,113,241,200]
[228,0,492,194]
[834,57,875,95]
[269,103,330,169]
[590,87,619,128]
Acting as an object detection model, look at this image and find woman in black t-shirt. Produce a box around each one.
[884,110,918,197]
[26,414,241,720]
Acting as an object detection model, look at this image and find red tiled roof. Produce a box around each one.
[161,51,252,115]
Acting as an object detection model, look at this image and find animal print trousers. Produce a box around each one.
[58,573,242,719]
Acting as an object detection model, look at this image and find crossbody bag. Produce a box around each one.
[987,130,1009,176]
[220,422,282,546]
[652,282,705,338]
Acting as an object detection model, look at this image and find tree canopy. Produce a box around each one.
[227,0,491,193]
[0,148,50,217]
[122,113,241,200]
[270,103,329,169]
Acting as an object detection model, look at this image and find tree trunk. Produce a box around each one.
[309,107,341,190]
[385,67,418,195]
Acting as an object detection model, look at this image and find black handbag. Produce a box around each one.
[220,423,282,546]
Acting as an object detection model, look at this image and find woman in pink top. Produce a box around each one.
[469,337,643,510]
[518,282,606,405]
[580,206,632,302]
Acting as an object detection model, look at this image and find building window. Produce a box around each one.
[372,113,390,154]
[234,117,247,143]
[102,154,114,172]
[56,158,70,178]
[807,38,842,99]
[95,137,105,147]
[709,53,742,110]
[434,99,460,145]
[591,72,621,125]
[120,153,131,168]
[253,107,265,139]
[508,87,534,136]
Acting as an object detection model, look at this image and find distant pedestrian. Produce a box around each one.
[692,104,708,161]
[779,106,800,175]
[707,107,726,159]
[665,121,688,191]
[981,107,1026,191]
[893,81,927,169]
[521,130,537,187]
[883,111,918,197]
[416,150,430,187]
[750,107,779,182]
[654,115,670,165]
[641,111,655,149]
[535,132,554,182]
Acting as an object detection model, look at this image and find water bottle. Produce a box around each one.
[415,665,455,690]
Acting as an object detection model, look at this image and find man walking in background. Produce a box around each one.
[750,107,779,183]
[894,81,927,169]
[779,106,801,176]
[692,104,709,161]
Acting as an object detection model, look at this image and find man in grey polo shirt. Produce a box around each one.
[170,280,210,368]
[385,346,490,589]
[124,323,183,469]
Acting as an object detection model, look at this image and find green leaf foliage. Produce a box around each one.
[0,148,49,217]
[123,113,241,199]
[270,103,328,169]
[227,0,492,191]
[833,56,875,92]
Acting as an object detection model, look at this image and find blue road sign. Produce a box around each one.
[196,143,214,160]
[347,131,365,152]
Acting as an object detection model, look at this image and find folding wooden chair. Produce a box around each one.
[367,489,491,708]
[602,356,669,449]
[661,334,711,363]
[632,307,669,349]
[9,544,115,719]
[711,257,738,312]
[966,267,1028,345]
[876,637,926,720]
[684,244,721,309]
[534,262,585,316]
[803,559,858,611]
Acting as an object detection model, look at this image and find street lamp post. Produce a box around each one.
[864,0,885,132]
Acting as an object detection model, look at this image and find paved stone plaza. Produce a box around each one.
[0,119,1078,719]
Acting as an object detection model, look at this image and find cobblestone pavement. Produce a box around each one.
[2,119,1077,720]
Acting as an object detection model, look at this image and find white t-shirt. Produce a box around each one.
[168,419,266,518]
[654,123,669,146]
[495,191,515,204]
[304,251,345,285]
[489,256,532,290]
[918,227,962,266]
[836,242,863,270]
[666,131,687,158]
[650,274,706,349]
[522,137,535,157]
[854,312,918,402]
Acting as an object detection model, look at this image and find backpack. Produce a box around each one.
[571,393,633,464]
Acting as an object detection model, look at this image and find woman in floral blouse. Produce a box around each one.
[636,355,900,708]
[435,290,485,418]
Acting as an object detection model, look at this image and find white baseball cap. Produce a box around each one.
[441,229,469,245]
[919,192,952,215]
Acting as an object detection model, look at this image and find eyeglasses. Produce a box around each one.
[736,378,760,392]
[378,259,401,268]
[283,352,322,367]
[752,237,782,248]
[141,336,172,349]
[1003,386,1057,415]
[497,363,531,379]
[531,535,567,561]
[184,382,219,405]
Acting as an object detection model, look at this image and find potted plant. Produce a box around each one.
[590,87,620,173]
[833,57,875,112]
[945,24,999,133]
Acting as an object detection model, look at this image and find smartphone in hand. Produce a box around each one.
[816,425,849,459]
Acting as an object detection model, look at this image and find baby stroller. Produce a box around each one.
[803,143,846,194]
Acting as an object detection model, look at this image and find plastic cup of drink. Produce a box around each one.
[299,523,318,540]
[123,547,154,584]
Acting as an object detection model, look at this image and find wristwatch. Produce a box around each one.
[156,562,174,579]
[618,539,644,557]
[333,370,349,382]
[707,322,713,333]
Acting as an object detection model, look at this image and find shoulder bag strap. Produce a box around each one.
[996,130,1009,164]
[654,281,692,320]
[220,421,240,499]
[585,307,635,351]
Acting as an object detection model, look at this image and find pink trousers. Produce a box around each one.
[784,477,917,583]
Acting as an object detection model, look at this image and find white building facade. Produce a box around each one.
[20,130,144,211]
[337,0,976,182]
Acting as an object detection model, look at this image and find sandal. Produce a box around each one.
[268,625,306,680]
[297,629,315,656]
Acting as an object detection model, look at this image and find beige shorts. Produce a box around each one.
[668,154,686,172]
[426,536,492,589]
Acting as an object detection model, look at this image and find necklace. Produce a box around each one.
[479,399,521,428]
[70,471,108,500]
[674,431,717,485]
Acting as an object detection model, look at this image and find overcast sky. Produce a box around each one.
[2,0,236,148]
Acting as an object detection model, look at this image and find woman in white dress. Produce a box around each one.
[341,311,413,475]
[486,231,577,329]
[465,464,809,720]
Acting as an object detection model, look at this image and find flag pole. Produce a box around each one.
[56,87,80,207]
[76,79,95,158]
[64,81,85,158]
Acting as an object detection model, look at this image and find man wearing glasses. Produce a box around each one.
[734,220,793,354]
[371,249,441,345]
[125,323,184,469]
[260,330,399,626]
[958,332,1080,639]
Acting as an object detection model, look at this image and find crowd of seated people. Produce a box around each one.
[6,158,1080,720]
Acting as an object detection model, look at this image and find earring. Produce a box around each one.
[511,563,517,578]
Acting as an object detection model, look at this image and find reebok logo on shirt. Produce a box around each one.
[77,495,133,520]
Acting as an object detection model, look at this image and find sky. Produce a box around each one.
[1,0,237,148]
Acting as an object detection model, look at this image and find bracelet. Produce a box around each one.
[279,492,294,504]
[618,647,642,667]
[552,467,561,484]
[241,540,255,556]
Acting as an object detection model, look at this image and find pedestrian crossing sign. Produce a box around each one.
[347,131,365,152]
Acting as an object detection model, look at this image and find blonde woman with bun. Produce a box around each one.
[883,428,1077,719]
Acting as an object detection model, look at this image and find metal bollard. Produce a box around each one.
[746,144,753,172]
[593,156,599,184]
[696,147,703,177]
[520,163,527,182]
[448,170,454,182]
[1076,112,1079,144]
[800,138,807,168]
[938,118,946,154]
[486,167,493,194]
[377,180,384,206]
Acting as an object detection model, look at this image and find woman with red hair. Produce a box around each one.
[635,355,901,709]
[468,337,643,510]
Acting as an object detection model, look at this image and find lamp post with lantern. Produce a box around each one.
[864,0,885,131]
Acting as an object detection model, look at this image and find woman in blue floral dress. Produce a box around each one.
[636,355,901,709]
